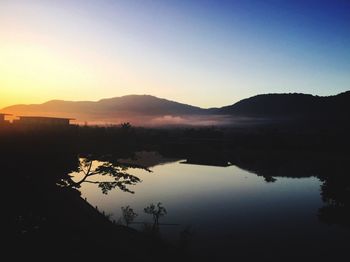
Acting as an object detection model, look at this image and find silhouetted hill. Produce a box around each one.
[215,91,350,120]
[2,91,350,126]
[2,95,209,125]
[3,95,205,115]
[97,95,205,115]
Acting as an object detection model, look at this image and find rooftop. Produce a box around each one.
[17,116,75,120]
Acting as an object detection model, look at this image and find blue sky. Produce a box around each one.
[0,0,349,108]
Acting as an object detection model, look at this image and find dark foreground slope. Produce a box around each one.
[3,127,177,261]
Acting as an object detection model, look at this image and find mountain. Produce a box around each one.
[215,91,350,120]
[1,95,212,126]
[2,91,350,126]
[96,95,206,115]
[3,95,205,115]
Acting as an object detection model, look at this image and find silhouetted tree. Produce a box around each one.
[121,122,132,130]
[144,202,167,228]
[121,205,138,227]
[62,157,142,194]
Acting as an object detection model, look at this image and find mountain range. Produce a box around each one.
[2,91,350,126]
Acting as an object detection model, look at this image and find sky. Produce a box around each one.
[0,0,349,109]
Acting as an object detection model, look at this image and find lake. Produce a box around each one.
[70,152,349,261]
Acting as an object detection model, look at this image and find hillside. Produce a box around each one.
[2,91,350,126]
[216,91,350,119]
[1,95,210,126]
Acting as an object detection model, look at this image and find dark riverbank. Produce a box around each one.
[6,150,176,260]
[2,126,177,260]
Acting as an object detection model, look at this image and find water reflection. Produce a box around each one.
[67,150,350,260]
[69,151,350,230]
[318,172,350,227]
[226,150,350,228]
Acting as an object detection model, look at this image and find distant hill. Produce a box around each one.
[2,91,350,126]
[215,91,350,120]
[96,95,206,115]
[3,95,205,115]
[2,95,211,126]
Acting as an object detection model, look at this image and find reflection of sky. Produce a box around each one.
[74,160,323,238]
[1,0,349,108]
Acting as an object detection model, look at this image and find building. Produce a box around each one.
[0,113,11,125]
[14,116,74,126]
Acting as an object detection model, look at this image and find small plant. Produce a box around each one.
[144,202,167,227]
[120,122,131,130]
[121,205,138,227]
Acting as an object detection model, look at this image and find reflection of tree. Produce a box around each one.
[263,176,277,183]
[318,175,350,227]
[62,157,143,194]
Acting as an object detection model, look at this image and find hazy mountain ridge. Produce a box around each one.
[216,91,350,118]
[96,95,206,115]
[3,95,205,115]
[2,95,210,125]
[2,91,350,126]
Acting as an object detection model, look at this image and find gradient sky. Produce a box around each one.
[1,0,349,109]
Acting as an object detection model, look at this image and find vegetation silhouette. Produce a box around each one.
[318,171,350,227]
[144,202,168,229]
[121,121,132,130]
[2,129,171,260]
[121,205,138,227]
[61,157,143,194]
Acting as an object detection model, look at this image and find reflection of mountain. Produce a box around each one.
[118,151,179,168]
[201,148,350,227]
[180,159,231,167]
[3,91,350,126]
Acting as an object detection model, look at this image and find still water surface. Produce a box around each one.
[71,157,348,260]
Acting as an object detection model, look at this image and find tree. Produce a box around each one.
[144,202,167,228]
[61,157,142,194]
[121,122,132,131]
[121,206,138,227]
